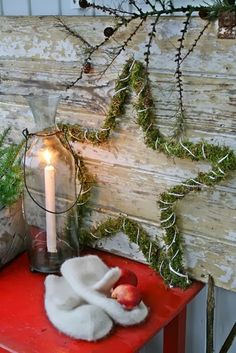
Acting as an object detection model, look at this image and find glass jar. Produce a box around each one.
[23,94,80,273]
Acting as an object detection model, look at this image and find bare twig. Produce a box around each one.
[219,323,236,353]
[206,275,215,353]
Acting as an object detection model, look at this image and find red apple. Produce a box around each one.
[111,284,142,310]
[113,268,138,289]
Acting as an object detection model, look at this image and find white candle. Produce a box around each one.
[44,150,57,253]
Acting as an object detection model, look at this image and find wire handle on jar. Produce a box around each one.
[22,127,83,215]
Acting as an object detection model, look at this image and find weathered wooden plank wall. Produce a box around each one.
[0,16,235,291]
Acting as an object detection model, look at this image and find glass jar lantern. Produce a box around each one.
[23,94,80,273]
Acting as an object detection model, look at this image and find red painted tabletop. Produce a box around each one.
[0,250,204,353]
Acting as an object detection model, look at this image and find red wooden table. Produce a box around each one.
[0,250,204,353]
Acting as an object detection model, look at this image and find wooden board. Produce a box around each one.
[0,16,235,291]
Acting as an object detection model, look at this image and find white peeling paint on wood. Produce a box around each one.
[94,231,147,263]
[183,233,236,290]
[0,16,235,292]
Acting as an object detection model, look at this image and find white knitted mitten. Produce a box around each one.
[45,255,148,341]
[45,276,113,341]
[61,255,148,326]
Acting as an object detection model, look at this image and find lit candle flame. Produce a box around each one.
[43,149,52,165]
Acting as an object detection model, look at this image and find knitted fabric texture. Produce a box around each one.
[44,255,148,341]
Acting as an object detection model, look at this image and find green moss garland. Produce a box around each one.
[64,61,131,144]
[67,59,236,289]
[131,61,236,287]
[79,216,160,272]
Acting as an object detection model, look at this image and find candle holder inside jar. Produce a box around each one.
[23,94,80,273]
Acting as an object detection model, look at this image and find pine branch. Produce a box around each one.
[80,0,230,18]
[86,0,136,17]
[175,12,192,118]
[158,0,167,11]
[55,17,92,49]
[66,16,138,89]
[181,21,210,64]
[0,127,10,146]
[99,19,145,79]
[129,0,145,15]
[65,0,236,90]
[207,0,236,20]
[145,0,158,12]
[144,14,161,71]
[0,129,23,207]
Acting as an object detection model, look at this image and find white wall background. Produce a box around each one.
[0,0,204,16]
[140,286,236,353]
[0,1,235,353]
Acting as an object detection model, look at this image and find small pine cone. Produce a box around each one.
[198,8,210,20]
[83,62,92,74]
[104,27,114,38]
[79,0,89,8]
